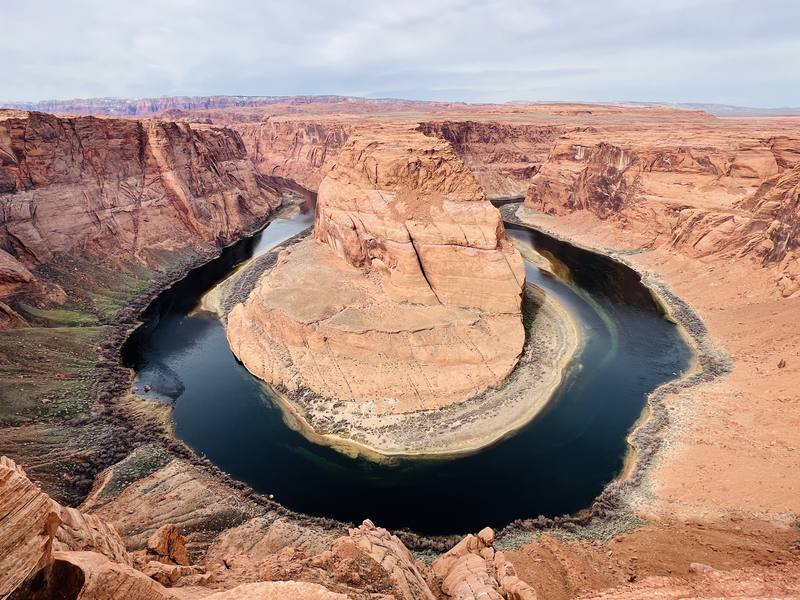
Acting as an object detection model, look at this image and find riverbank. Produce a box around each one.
[497,202,800,598]
[204,231,582,459]
[267,283,581,459]
[492,203,723,529]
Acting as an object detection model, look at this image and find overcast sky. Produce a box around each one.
[1,0,798,107]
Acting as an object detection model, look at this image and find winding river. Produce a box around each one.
[121,202,692,535]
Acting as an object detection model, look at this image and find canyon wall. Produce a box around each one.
[227,125,525,413]
[0,109,287,326]
[418,120,566,199]
[234,119,351,190]
[524,130,800,297]
[2,95,368,116]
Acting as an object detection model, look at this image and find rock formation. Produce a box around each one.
[227,126,524,414]
[0,456,61,597]
[417,121,566,199]
[0,109,288,327]
[54,504,132,566]
[235,119,351,189]
[524,128,800,297]
[3,98,800,599]
[1,454,451,599]
[146,524,190,566]
[432,527,537,600]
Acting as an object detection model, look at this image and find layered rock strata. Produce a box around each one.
[1,454,453,599]
[235,119,351,189]
[524,130,800,297]
[0,109,285,327]
[227,126,525,418]
[432,527,537,600]
[418,120,566,199]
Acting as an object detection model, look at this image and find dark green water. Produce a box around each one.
[121,209,691,535]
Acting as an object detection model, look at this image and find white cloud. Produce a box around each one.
[0,0,798,106]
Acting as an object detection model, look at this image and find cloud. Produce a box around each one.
[1,0,798,106]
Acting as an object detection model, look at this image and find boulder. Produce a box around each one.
[146,524,189,566]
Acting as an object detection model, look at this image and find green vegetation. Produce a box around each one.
[0,326,108,425]
[36,254,159,322]
[96,444,172,502]
[17,302,98,326]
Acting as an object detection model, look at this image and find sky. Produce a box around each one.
[1,0,799,107]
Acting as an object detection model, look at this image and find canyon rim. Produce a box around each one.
[2,3,800,598]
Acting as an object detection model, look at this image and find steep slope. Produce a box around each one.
[227,125,525,422]
[524,128,800,296]
[0,109,286,326]
[418,120,566,199]
[234,119,351,189]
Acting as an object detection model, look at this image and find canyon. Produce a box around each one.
[224,125,537,454]
[1,97,799,599]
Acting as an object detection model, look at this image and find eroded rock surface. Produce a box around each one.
[0,456,61,597]
[235,119,351,189]
[147,524,190,566]
[228,126,524,413]
[432,528,537,600]
[54,504,132,565]
[418,121,566,199]
[0,109,286,327]
[524,128,800,297]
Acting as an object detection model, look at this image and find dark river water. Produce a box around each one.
[121,206,692,535]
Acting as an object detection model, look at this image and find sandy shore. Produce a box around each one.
[205,233,582,459]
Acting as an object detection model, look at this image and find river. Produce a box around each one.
[121,202,691,535]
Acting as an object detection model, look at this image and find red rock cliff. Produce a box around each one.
[524,128,800,297]
[0,110,285,325]
[418,120,566,200]
[228,126,525,413]
[234,119,351,190]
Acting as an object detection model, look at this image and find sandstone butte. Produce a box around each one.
[1,98,800,599]
[227,125,526,413]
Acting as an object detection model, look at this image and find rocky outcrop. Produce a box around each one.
[524,129,800,297]
[29,551,177,600]
[0,248,32,295]
[227,126,525,414]
[146,524,189,566]
[0,456,61,597]
[201,519,435,599]
[0,109,286,325]
[327,520,435,600]
[2,455,445,599]
[1,456,169,599]
[313,127,524,313]
[234,119,351,189]
[432,527,537,600]
[54,505,132,566]
[418,121,566,199]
